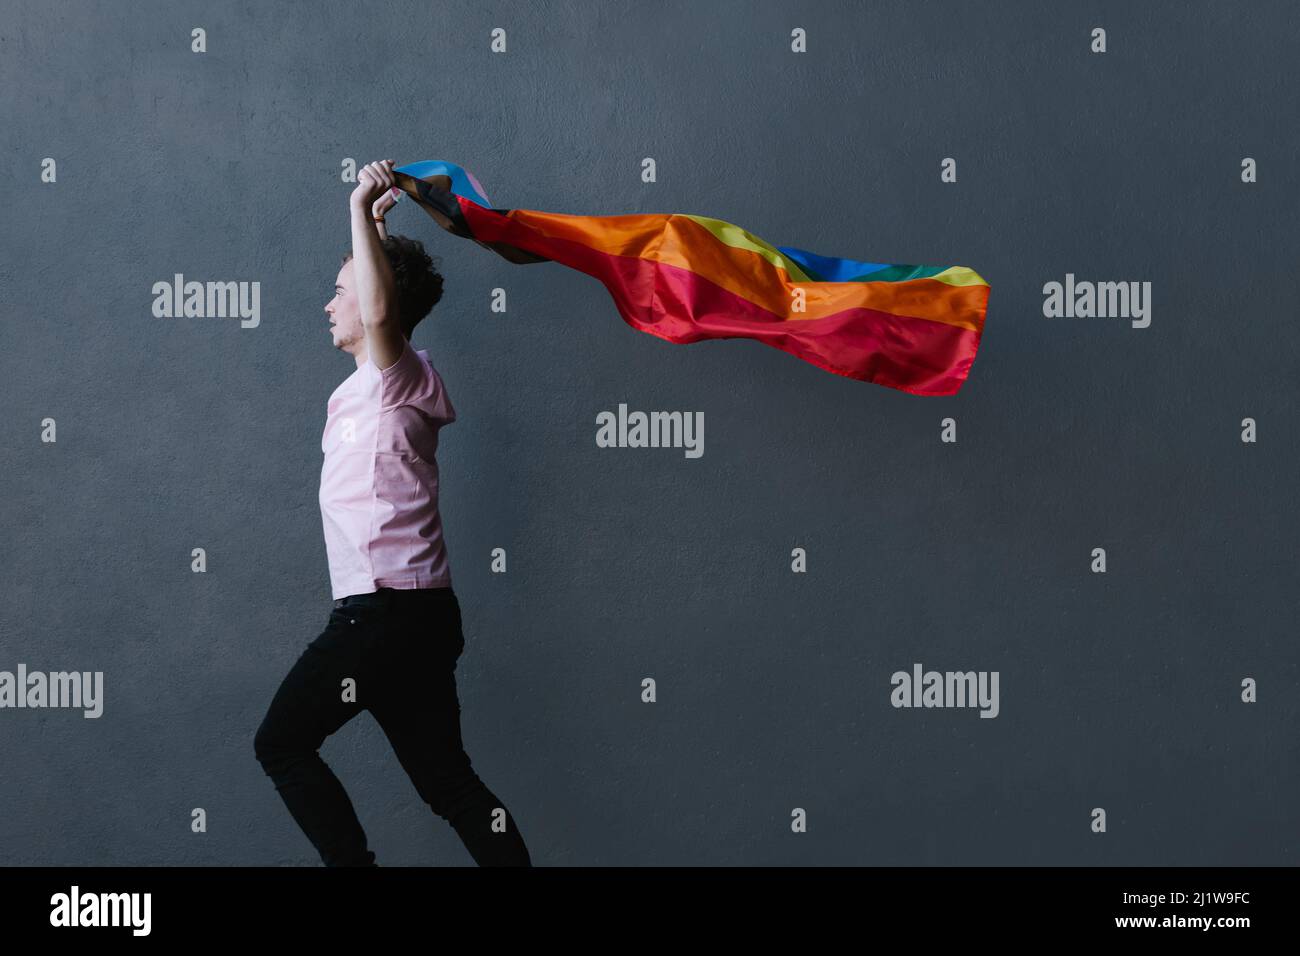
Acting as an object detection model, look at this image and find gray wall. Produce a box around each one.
[0,0,1295,865]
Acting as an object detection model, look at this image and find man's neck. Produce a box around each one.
[349,335,411,370]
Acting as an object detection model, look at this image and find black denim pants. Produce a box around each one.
[254,586,531,866]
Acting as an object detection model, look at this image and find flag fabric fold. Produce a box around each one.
[392,160,990,396]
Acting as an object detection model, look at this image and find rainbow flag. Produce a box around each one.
[392,160,990,396]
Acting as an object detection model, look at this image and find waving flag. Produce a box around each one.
[392,160,990,396]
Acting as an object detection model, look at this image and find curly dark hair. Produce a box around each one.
[342,235,445,337]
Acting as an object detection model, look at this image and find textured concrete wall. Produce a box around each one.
[0,0,1295,865]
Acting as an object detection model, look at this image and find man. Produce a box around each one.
[254,159,531,867]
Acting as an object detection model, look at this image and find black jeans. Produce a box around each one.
[254,586,531,866]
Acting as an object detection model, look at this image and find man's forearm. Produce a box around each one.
[349,202,397,326]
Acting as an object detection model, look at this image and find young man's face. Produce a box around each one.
[325,259,365,356]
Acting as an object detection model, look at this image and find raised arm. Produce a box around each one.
[371,183,399,241]
[349,159,405,371]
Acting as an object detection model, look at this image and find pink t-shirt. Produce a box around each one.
[319,338,457,600]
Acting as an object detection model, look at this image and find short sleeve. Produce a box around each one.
[379,338,455,424]
[377,338,425,405]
